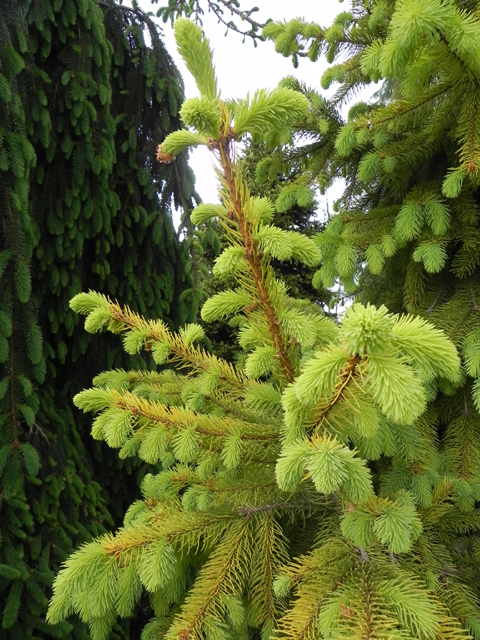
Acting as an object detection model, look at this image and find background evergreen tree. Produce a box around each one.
[47,11,480,640]
[0,0,197,636]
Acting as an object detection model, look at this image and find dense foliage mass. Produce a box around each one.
[0,0,196,636]
[47,3,480,639]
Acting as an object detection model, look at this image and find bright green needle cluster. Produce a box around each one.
[157,18,309,158]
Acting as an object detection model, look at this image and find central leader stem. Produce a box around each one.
[218,138,295,384]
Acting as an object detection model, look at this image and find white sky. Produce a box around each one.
[135,0,356,223]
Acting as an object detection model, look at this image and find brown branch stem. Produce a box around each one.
[313,355,362,432]
[217,139,295,383]
[109,306,246,390]
[114,394,276,441]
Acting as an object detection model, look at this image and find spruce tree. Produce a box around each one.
[0,1,195,636]
[47,13,480,640]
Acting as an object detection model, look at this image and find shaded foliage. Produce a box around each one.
[0,0,196,636]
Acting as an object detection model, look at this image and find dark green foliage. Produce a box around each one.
[0,0,196,636]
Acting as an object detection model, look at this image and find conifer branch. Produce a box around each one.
[446,308,472,341]
[217,142,296,384]
[171,519,251,639]
[214,0,265,31]
[101,511,239,559]
[207,392,281,427]
[110,389,279,442]
[426,285,446,314]
[236,498,320,518]
[173,161,201,292]
[104,300,248,390]
[161,513,239,552]
[254,513,276,624]
[212,481,278,495]
[468,283,480,312]
[286,599,324,640]
[102,527,164,559]
[97,1,149,23]
[311,355,362,433]
[205,0,265,39]
[356,85,449,131]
